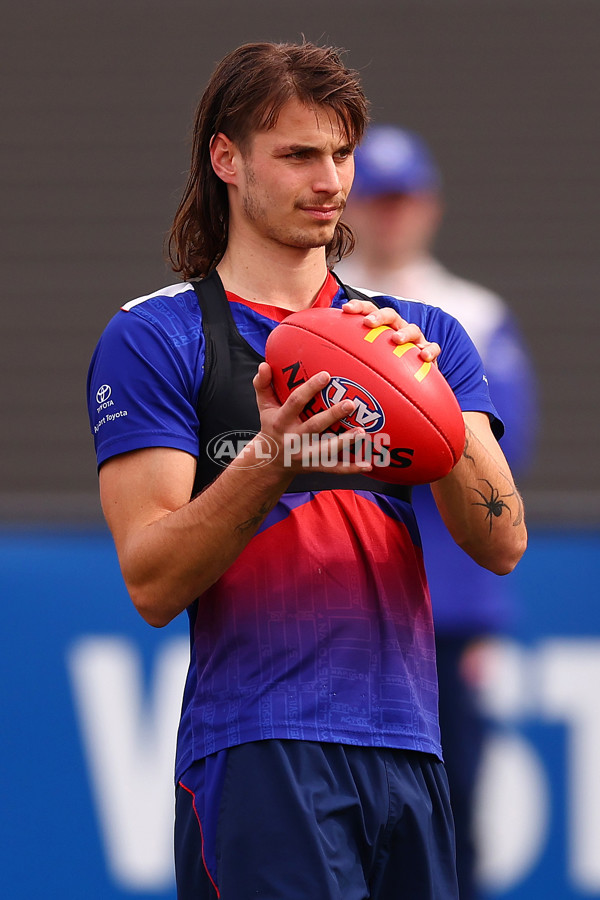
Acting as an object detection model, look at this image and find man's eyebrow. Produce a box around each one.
[275,141,353,154]
[275,142,316,154]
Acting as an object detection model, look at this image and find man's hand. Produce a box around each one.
[341,299,441,363]
[251,362,372,475]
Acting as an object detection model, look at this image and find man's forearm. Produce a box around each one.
[105,443,294,628]
[431,413,527,574]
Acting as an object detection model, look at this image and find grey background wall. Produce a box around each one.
[2,0,598,524]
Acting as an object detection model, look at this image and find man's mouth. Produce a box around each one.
[300,204,343,220]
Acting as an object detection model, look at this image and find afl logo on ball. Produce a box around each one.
[322,377,385,432]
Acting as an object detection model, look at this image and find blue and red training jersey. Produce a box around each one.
[87,271,501,780]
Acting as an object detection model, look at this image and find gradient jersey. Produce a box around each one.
[87,272,500,781]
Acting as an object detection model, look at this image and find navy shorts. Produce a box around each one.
[175,739,458,899]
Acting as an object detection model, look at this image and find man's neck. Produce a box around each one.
[216,241,330,312]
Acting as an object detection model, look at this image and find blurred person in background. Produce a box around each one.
[339,124,537,900]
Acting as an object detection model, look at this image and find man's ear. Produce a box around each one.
[210,133,239,184]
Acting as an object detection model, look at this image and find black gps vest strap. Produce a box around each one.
[191,269,412,502]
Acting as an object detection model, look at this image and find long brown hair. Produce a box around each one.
[167,41,369,279]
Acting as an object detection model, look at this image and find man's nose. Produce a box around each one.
[312,157,343,194]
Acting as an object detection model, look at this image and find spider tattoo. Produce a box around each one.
[470,479,513,533]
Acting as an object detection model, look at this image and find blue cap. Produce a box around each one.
[352,125,441,197]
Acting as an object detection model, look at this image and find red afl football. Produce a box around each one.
[265,307,465,484]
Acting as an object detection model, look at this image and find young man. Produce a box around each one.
[339,125,537,900]
[87,42,527,900]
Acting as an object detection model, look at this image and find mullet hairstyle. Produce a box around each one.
[167,41,369,279]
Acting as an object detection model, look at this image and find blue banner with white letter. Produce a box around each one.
[1,527,599,898]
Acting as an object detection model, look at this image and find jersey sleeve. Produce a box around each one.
[86,306,204,468]
[433,307,504,437]
[376,295,504,439]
